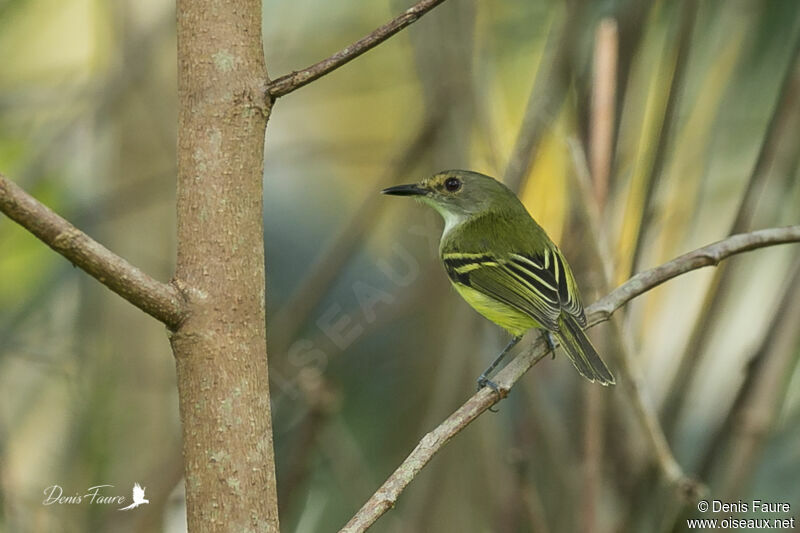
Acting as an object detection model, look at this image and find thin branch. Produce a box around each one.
[339,224,800,533]
[0,173,185,328]
[266,0,449,98]
[589,226,800,325]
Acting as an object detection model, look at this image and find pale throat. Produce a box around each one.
[442,209,469,238]
[418,197,473,238]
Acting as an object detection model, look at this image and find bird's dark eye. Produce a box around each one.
[444,177,462,192]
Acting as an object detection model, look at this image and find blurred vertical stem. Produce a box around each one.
[662,257,800,530]
[716,279,800,501]
[697,258,800,490]
[611,1,651,153]
[628,0,697,278]
[278,370,338,518]
[503,0,582,193]
[659,34,800,437]
[590,19,617,210]
[582,18,618,533]
[172,0,279,531]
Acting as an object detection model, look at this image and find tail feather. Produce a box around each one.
[555,315,615,385]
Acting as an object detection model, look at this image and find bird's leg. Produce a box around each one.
[542,330,557,359]
[477,335,523,391]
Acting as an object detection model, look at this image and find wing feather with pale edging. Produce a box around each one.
[442,246,586,331]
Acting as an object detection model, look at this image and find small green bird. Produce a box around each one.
[383,170,614,388]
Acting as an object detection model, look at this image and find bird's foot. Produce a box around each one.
[542,331,557,358]
[477,376,500,391]
[477,376,502,412]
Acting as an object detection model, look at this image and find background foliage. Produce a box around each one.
[1,0,799,531]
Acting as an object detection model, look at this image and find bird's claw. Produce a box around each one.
[543,331,557,358]
[477,376,502,412]
[477,376,500,391]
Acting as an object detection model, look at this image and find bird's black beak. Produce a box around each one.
[381,183,427,197]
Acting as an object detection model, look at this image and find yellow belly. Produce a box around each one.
[451,282,539,336]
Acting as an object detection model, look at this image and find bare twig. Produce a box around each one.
[266,0,449,98]
[0,173,185,328]
[588,227,800,325]
[339,225,800,532]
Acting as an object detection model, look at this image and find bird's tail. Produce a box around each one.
[556,315,615,385]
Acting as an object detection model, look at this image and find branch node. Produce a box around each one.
[380,497,395,510]
[672,475,707,504]
[53,227,81,248]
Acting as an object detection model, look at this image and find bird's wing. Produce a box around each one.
[443,250,564,331]
[547,246,586,326]
[133,484,144,500]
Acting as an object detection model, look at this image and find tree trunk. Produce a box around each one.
[172,0,278,531]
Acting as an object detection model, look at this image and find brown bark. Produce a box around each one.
[172,0,278,531]
[0,173,185,327]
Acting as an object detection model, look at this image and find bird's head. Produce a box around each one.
[382,170,520,225]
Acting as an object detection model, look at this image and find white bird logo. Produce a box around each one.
[119,483,149,510]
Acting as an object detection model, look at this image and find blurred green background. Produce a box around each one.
[1,0,800,531]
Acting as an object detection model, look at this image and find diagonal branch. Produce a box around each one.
[0,173,185,328]
[339,224,800,533]
[587,226,800,326]
[266,0,448,98]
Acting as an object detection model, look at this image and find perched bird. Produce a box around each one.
[382,170,614,388]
